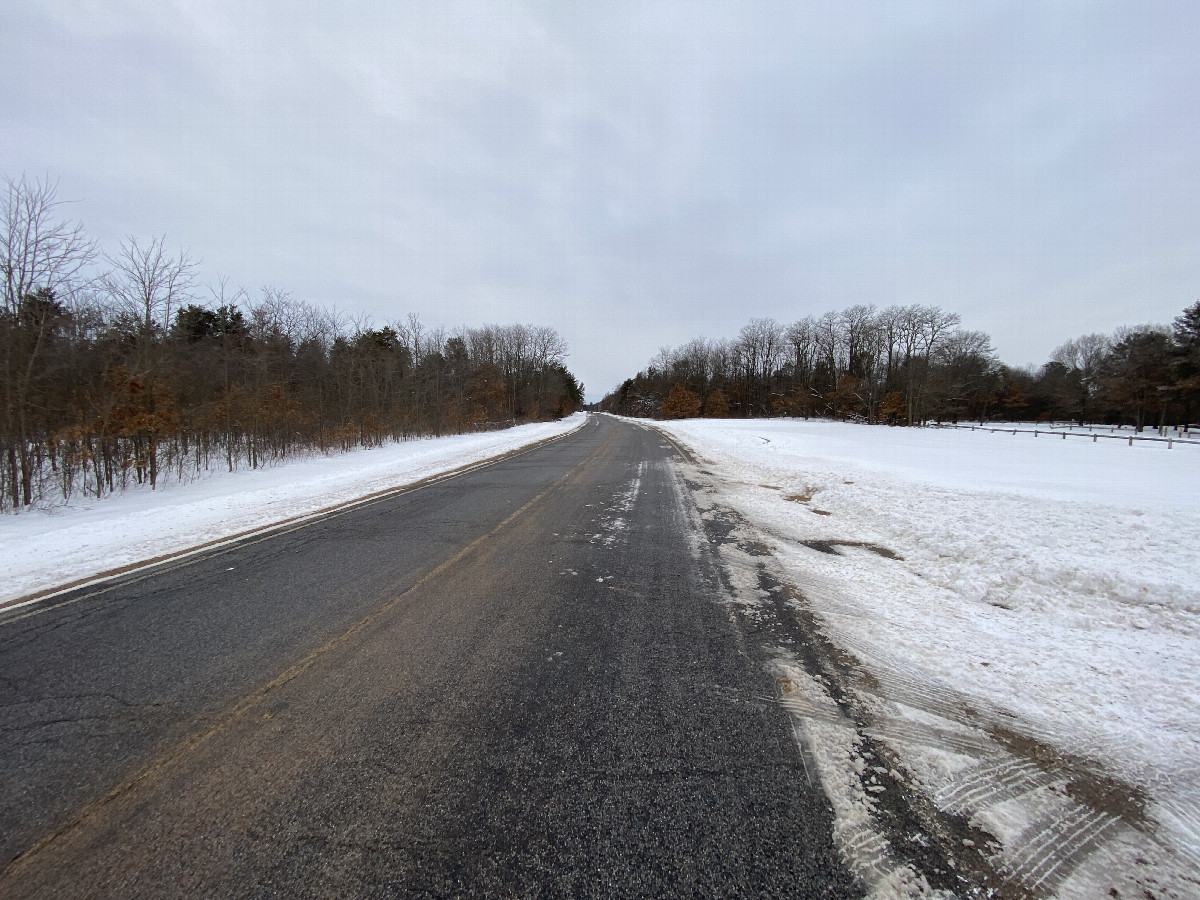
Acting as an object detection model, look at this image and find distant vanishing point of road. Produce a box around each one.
[0,415,860,898]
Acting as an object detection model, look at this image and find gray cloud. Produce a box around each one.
[3,1,1198,398]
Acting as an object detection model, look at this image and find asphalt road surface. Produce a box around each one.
[0,414,860,898]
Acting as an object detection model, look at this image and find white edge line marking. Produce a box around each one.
[0,418,590,624]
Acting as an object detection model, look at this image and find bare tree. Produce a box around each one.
[104,235,198,334]
[929,330,998,422]
[901,305,961,424]
[206,274,249,317]
[812,311,842,388]
[531,324,568,368]
[735,318,785,414]
[1049,333,1110,424]
[1,176,98,507]
[97,237,197,489]
[837,305,884,419]
[1,175,97,315]
[783,317,817,392]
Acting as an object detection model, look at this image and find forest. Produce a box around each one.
[604,302,1200,431]
[1,176,582,510]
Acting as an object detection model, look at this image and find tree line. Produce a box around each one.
[2,176,582,509]
[603,302,1200,430]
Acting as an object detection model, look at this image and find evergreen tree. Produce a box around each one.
[661,384,701,419]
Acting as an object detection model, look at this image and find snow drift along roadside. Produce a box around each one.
[651,416,1200,899]
[0,415,586,608]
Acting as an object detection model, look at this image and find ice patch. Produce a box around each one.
[594,461,646,548]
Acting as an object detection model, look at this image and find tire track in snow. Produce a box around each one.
[862,718,997,758]
[685,484,1189,897]
[1152,797,1200,873]
[841,651,1152,896]
[774,566,1171,896]
[934,755,1050,814]
[1001,805,1121,893]
[661,429,1200,898]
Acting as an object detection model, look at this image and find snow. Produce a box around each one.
[0,415,585,609]
[5,409,1198,893]
[650,416,1200,898]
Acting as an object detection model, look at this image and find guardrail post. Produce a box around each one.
[1128,436,1133,446]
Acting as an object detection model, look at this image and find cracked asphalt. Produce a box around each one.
[0,414,860,898]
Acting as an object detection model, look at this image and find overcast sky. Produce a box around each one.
[3,2,1198,399]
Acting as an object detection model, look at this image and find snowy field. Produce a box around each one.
[650,417,1200,898]
[0,416,585,608]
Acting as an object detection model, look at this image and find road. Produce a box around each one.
[0,414,859,898]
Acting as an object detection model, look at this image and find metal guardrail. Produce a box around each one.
[930,423,1200,448]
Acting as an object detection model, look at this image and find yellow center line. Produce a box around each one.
[0,418,593,622]
[2,425,615,881]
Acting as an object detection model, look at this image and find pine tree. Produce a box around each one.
[661,383,701,419]
[703,388,730,418]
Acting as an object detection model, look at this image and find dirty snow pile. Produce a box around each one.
[652,417,1200,898]
[0,416,585,607]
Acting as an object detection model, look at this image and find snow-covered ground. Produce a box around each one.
[650,417,1200,899]
[0,415,585,608]
[5,410,1196,894]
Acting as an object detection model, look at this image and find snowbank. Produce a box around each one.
[0,416,585,607]
[651,416,1200,898]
